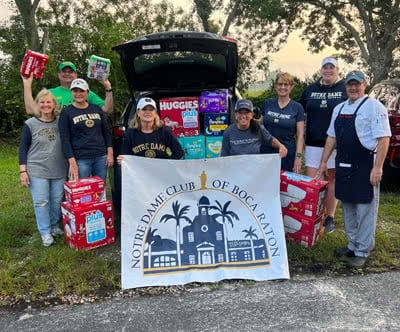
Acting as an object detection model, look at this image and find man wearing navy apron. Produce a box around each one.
[316,71,391,268]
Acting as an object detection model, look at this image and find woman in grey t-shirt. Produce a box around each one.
[19,74,68,247]
[221,99,288,157]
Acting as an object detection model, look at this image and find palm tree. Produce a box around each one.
[146,228,160,268]
[160,201,191,266]
[242,226,258,260]
[210,200,239,262]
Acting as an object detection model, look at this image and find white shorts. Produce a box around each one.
[305,146,336,169]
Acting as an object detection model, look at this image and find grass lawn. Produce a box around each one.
[1,139,399,307]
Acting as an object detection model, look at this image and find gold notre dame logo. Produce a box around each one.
[85,120,95,128]
[145,150,156,158]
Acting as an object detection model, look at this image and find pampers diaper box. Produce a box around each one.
[178,135,205,159]
[159,97,200,137]
[205,136,223,158]
[198,90,228,113]
[204,113,229,136]
[61,200,115,250]
[64,176,106,207]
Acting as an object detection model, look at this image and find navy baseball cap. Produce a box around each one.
[235,99,253,112]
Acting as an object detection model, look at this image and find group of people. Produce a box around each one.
[19,56,392,270]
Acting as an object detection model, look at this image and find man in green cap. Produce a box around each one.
[24,61,113,114]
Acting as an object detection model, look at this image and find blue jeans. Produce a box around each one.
[29,176,65,235]
[77,155,107,180]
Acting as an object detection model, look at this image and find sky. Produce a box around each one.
[0,2,335,80]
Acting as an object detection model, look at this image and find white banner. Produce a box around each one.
[121,154,289,289]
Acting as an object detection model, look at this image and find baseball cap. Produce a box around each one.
[235,99,253,112]
[58,61,77,72]
[70,78,89,91]
[345,70,366,84]
[321,57,338,67]
[137,97,157,110]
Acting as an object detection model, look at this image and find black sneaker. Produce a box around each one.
[324,216,335,233]
[347,256,367,268]
[334,247,355,258]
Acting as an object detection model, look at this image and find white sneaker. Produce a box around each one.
[41,233,54,247]
[51,226,64,236]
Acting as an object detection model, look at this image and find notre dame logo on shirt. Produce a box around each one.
[145,150,156,158]
[85,119,95,128]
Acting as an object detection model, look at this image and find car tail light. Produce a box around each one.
[113,126,125,137]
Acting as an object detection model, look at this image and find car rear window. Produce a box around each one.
[134,51,227,74]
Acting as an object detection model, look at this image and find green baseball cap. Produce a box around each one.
[58,61,77,72]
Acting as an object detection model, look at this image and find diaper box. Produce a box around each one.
[159,97,200,137]
[282,209,323,248]
[61,200,115,250]
[20,50,49,80]
[280,193,324,220]
[205,136,223,158]
[87,55,111,80]
[178,135,205,159]
[204,113,229,136]
[64,176,106,207]
[198,90,228,113]
[280,171,328,205]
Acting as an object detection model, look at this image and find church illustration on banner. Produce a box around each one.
[143,195,269,274]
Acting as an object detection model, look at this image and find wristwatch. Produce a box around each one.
[296,152,303,158]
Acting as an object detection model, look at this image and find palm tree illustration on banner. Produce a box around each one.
[210,200,239,262]
[160,201,191,266]
[242,226,258,260]
[146,228,161,268]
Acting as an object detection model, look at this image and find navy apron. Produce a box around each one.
[334,97,374,204]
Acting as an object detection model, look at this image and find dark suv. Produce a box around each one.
[111,31,240,216]
[368,79,400,184]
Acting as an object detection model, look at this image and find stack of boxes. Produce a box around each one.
[159,90,229,159]
[61,176,115,250]
[280,171,328,248]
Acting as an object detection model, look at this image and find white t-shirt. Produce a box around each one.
[327,96,392,150]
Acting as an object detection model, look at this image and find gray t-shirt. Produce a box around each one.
[220,124,273,156]
[21,117,68,179]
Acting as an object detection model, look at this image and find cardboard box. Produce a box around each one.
[281,193,324,220]
[205,136,223,158]
[61,200,115,250]
[64,176,106,207]
[178,135,205,159]
[204,113,229,136]
[280,171,328,205]
[159,97,200,137]
[282,209,323,248]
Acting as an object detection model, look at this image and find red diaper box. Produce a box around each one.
[61,200,115,250]
[280,171,328,205]
[20,50,49,80]
[280,194,324,220]
[282,209,323,248]
[159,97,200,137]
[64,176,106,206]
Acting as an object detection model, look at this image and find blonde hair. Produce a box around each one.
[275,72,294,86]
[34,89,59,118]
[129,109,163,130]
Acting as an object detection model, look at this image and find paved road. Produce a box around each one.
[1,271,399,331]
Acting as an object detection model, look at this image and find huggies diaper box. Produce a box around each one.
[159,97,200,137]
[282,209,323,248]
[280,171,328,205]
[61,200,115,250]
[20,50,49,80]
[64,176,106,207]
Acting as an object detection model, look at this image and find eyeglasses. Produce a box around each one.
[346,82,362,87]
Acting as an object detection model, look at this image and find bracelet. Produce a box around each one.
[296,152,303,158]
[105,89,112,92]
[20,170,27,173]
